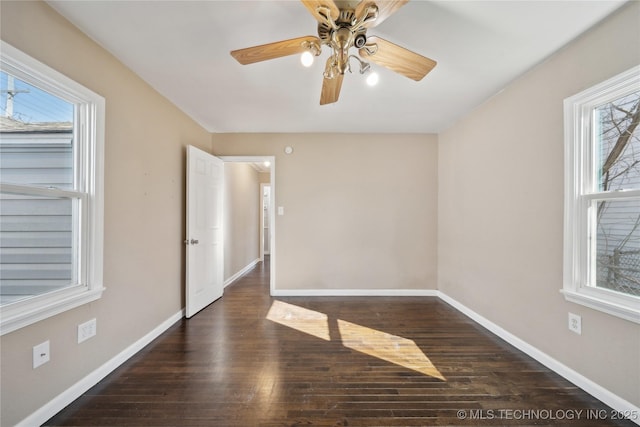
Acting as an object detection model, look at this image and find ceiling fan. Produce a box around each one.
[230,0,437,105]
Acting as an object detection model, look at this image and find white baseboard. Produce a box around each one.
[17,309,185,427]
[224,258,261,288]
[437,291,640,426]
[271,288,439,297]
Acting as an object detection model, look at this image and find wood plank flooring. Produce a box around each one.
[46,259,636,426]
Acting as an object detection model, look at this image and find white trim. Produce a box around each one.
[583,189,640,201]
[0,286,105,335]
[16,309,185,427]
[0,41,106,335]
[224,258,260,288]
[0,183,86,199]
[268,163,275,295]
[563,64,640,323]
[271,288,439,297]
[438,291,640,425]
[0,41,100,104]
[561,288,640,324]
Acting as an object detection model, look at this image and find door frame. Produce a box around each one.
[219,156,276,295]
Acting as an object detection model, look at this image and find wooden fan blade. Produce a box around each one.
[231,36,320,65]
[320,73,344,105]
[301,0,339,23]
[355,0,408,28]
[359,36,436,81]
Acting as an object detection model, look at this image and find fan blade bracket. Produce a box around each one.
[352,2,379,31]
[317,5,338,27]
[301,0,340,23]
[362,42,378,56]
[302,40,322,57]
[355,0,408,29]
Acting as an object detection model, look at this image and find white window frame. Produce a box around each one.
[0,41,105,335]
[563,64,640,324]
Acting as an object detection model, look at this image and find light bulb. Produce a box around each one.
[366,72,379,86]
[300,51,314,67]
[263,161,271,167]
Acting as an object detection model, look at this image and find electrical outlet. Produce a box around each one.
[33,340,50,369]
[78,318,97,343]
[568,312,582,335]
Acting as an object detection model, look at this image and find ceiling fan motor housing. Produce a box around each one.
[317,8,363,44]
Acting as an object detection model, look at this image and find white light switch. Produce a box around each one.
[278,206,284,216]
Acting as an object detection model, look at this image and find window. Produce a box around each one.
[0,41,105,335]
[563,65,640,323]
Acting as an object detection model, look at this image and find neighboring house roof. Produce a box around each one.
[0,116,72,133]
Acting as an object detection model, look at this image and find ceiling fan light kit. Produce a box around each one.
[230,0,436,105]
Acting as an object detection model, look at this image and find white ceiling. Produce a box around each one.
[46,0,626,134]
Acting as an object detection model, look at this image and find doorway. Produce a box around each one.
[260,183,271,260]
[219,156,276,295]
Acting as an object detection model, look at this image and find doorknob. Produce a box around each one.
[190,239,199,245]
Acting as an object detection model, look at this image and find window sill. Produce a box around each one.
[561,288,640,324]
[0,286,105,335]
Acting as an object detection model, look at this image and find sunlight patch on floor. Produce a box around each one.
[266,300,445,380]
[266,300,331,341]
[337,319,445,380]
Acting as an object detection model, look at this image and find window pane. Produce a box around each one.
[595,198,640,296]
[0,71,74,190]
[0,192,75,304]
[596,91,640,192]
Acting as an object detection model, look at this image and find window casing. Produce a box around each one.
[0,41,105,335]
[563,65,640,323]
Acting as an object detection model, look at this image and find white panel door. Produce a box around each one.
[185,145,224,318]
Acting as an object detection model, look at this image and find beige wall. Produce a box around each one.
[259,172,271,184]
[438,2,640,406]
[2,0,637,424]
[0,2,212,425]
[224,163,260,281]
[212,133,439,292]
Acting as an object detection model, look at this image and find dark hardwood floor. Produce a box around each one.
[46,258,635,426]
